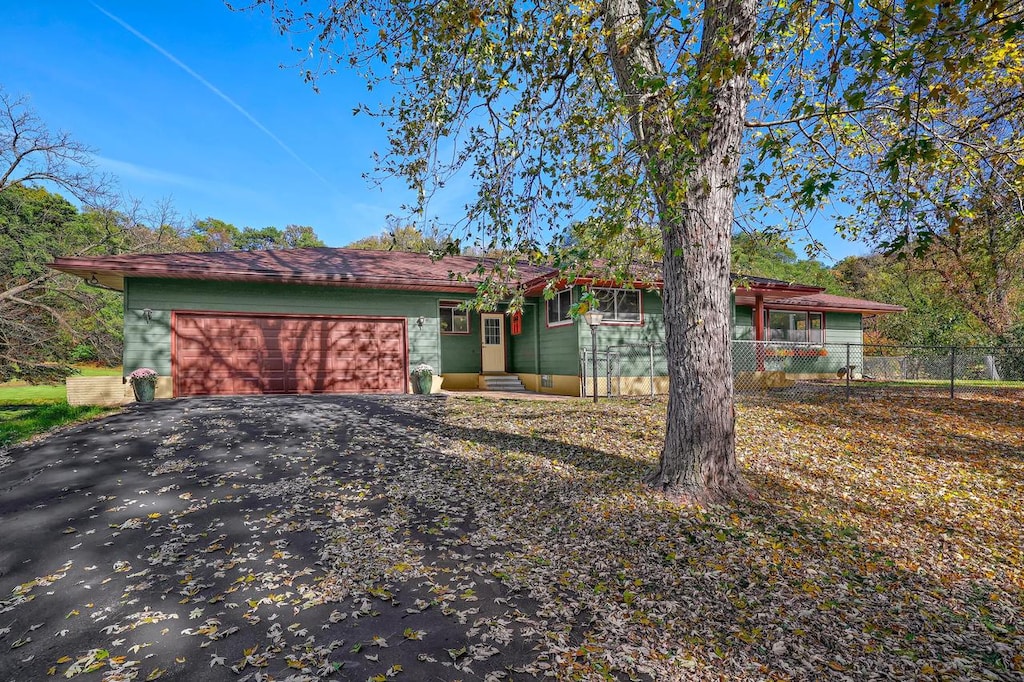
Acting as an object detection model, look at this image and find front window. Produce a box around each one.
[766,310,824,343]
[439,301,469,334]
[547,288,574,326]
[593,287,642,323]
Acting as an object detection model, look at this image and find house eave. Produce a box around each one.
[762,303,907,315]
[49,259,484,294]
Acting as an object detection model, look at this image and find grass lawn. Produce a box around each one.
[0,403,114,447]
[854,378,1024,389]
[434,392,1024,679]
[0,365,121,446]
[0,365,122,405]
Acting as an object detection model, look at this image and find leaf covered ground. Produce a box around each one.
[434,392,1024,680]
[0,393,1021,681]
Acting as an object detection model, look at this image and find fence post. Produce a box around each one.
[950,346,956,399]
[581,348,588,397]
[845,344,851,400]
[649,343,655,396]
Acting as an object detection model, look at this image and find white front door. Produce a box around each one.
[480,313,506,373]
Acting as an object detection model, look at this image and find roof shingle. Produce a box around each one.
[769,292,906,314]
[51,248,557,293]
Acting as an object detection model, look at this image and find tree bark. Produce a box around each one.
[604,0,756,502]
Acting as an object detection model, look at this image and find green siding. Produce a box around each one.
[576,289,666,377]
[731,310,865,374]
[731,308,864,344]
[437,299,481,374]
[508,302,541,375]
[733,305,754,340]
[825,312,864,373]
[124,278,444,377]
[538,321,580,375]
[824,312,862,344]
[732,305,756,372]
[536,291,581,376]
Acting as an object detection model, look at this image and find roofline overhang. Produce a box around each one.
[521,275,664,296]
[49,259,487,294]
[733,283,824,295]
[760,302,907,315]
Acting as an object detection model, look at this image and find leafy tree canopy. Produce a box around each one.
[732,231,841,292]
[193,220,326,251]
[346,223,466,255]
[0,185,125,380]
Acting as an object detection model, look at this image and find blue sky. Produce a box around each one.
[0,2,869,259]
[0,1,414,246]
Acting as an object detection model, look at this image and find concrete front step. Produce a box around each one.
[482,375,528,392]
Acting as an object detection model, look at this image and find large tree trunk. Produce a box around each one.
[604,0,756,502]
[654,174,746,503]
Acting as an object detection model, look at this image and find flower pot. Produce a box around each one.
[132,380,156,402]
[414,373,433,395]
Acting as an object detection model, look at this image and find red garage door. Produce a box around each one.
[173,312,408,396]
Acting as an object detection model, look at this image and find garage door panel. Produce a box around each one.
[377,339,404,353]
[174,313,408,396]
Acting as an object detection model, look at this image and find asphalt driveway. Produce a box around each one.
[0,396,544,682]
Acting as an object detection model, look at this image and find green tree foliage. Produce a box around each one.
[191,219,327,251]
[834,254,989,347]
[251,0,1024,501]
[347,224,453,254]
[281,224,326,248]
[0,89,126,381]
[204,222,327,250]
[732,232,841,292]
[0,185,124,381]
[745,2,1024,243]
[235,226,285,251]
[191,218,327,251]
[191,217,240,252]
[910,171,1024,340]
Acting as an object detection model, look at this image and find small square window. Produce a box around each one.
[592,287,642,323]
[547,288,573,326]
[439,301,469,334]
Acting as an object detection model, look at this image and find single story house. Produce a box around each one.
[51,248,904,398]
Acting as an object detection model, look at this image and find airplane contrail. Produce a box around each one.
[92,3,336,192]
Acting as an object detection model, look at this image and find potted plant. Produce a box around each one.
[410,364,434,395]
[128,368,158,402]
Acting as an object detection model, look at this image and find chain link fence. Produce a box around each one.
[581,345,666,398]
[581,341,1024,400]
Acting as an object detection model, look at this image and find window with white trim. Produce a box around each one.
[546,288,574,326]
[766,310,823,343]
[593,287,641,323]
[439,301,469,334]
